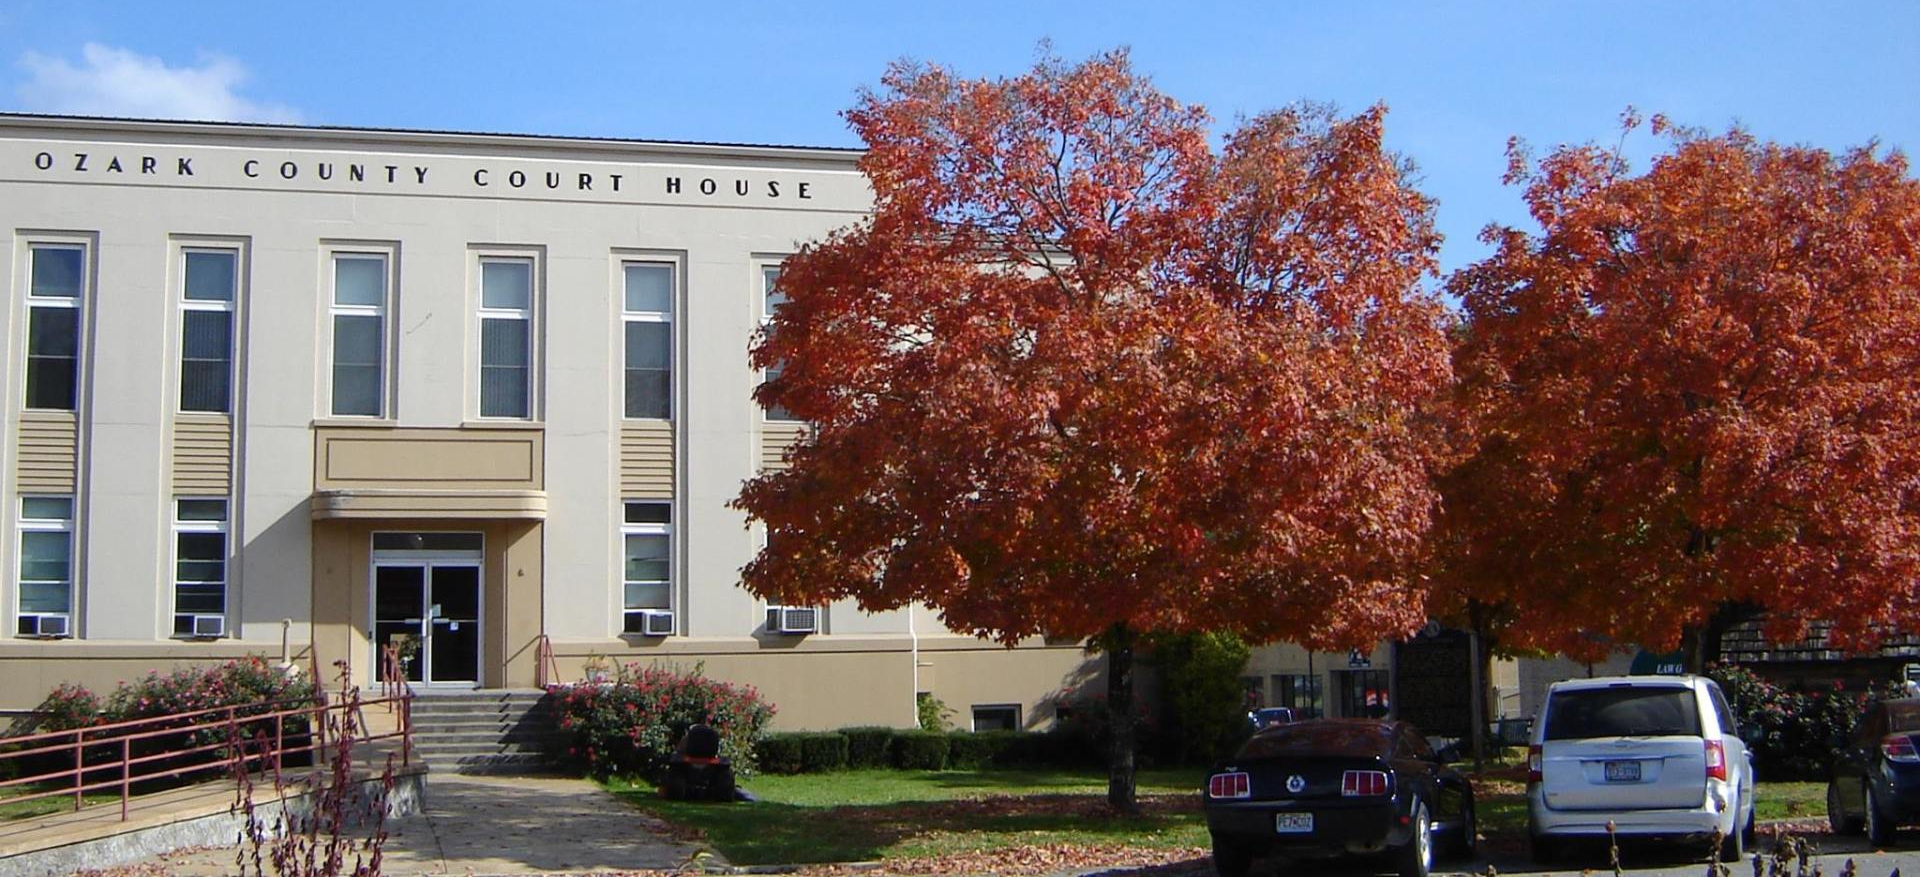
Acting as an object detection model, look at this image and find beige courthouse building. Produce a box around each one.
[0,113,1110,730]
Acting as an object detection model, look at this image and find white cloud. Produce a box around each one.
[16,43,300,124]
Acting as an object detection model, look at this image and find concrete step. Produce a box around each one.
[424,752,560,775]
[409,702,553,718]
[412,729,562,746]
[415,740,555,757]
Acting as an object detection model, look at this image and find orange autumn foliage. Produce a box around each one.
[733,51,1451,652]
[1440,118,1920,659]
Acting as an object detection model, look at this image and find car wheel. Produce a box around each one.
[1395,798,1433,877]
[1211,840,1253,877]
[1450,792,1478,860]
[1830,781,1865,834]
[1867,783,1898,848]
[1720,804,1745,861]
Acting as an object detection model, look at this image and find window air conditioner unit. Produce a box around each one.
[31,614,69,638]
[767,606,817,635]
[191,615,226,638]
[640,610,675,637]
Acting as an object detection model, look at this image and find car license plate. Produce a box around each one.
[1275,813,1314,833]
[1604,760,1641,782]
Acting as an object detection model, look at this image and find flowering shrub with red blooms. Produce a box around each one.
[9,656,314,737]
[27,683,103,733]
[4,656,317,788]
[1709,663,1905,780]
[551,661,774,780]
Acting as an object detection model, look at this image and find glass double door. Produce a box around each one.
[374,562,480,686]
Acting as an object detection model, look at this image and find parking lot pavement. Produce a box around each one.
[1083,834,1920,877]
[1445,834,1920,877]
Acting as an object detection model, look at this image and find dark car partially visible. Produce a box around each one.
[1828,698,1920,845]
[1203,718,1475,877]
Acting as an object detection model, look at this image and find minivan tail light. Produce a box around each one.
[1527,744,1543,784]
[1208,772,1251,799]
[1883,735,1920,763]
[1342,770,1389,796]
[1705,739,1728,781]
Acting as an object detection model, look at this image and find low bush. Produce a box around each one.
[5,656,318,788]
[552,661,775,781]
[890,729,949,770]
[842,726,895,768]
[1709,663,1904,781]
[799,732,849,772]
[756,733,807,775]
[947,729,1023,769]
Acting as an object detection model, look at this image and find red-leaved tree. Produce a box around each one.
[1441,114,1920,671]
[734,51,1452,811]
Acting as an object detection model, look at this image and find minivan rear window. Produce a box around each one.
[1544,687,1702,740]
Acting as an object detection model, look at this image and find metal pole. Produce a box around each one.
[72,729,83,811]
[119,738,130,820]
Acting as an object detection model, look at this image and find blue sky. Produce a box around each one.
[1,1,1913,275]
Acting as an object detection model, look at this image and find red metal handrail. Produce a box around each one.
[534,634,562,689]
[0,690,412,822]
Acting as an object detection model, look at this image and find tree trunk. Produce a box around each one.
[1468,627,1487,773]
[1681,601,1760,675]
[1105,623,1138,815]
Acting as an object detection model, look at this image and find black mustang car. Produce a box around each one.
[1204,719,1476,877]
[1828,697,1920,846]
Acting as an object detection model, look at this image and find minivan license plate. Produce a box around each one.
[1275,813,1314,833]
[1604,760,1641,782]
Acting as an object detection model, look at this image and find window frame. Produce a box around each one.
[473,251,539,420]
[970,703,1021,732]
[176,245,241,414]
[15,494,74,637]
[325,246,395,419]
[620,259,675,421]
[22,240,88,413]
[1274,673,1325,719]
[620,500,673,635]
[170,497,229,638]
[757,260,800,423]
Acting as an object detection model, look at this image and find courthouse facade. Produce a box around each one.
[0,114,1097,729]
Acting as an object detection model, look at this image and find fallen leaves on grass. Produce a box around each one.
[795,842,1211,876]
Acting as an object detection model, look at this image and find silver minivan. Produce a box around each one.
[1527,675,1754,863]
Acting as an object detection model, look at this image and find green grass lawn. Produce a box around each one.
[1461,760,1828,838]
[610,765,1831,867]
[605,767,1211,865]
[0,784,118,821]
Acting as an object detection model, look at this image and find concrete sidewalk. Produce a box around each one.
[131,772,708,876]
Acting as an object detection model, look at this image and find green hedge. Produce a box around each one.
[752,727,1110,775]
[757,731,851,774]
[889,729,950,770]
[842,726,896,768]
[800,732,849,772]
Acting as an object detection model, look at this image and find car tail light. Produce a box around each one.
[1705,739,1728,781]
[1883,735,1920,763]
[1527,744,1543,784]
[1342,770,1390,797]
[1208,772,1251,799]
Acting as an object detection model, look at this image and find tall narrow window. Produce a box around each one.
[623,263,673,419]
[330,254,387,416]
[179,249,236,412]
[621,501,672,634]
[16,496,73,637]
[760,265,797,422]
[25,245,83,411]
[172,499,228,637]
[478,258,532,418]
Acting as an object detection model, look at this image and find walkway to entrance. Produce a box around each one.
[119,772,706,875]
